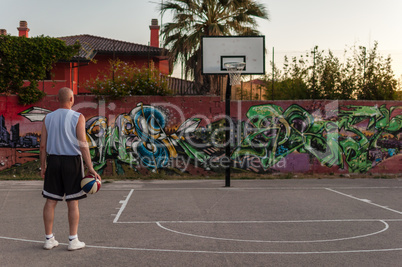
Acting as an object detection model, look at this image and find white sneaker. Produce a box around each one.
[68,238,85,251]
[43,236,59,250]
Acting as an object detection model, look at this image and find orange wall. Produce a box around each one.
[157,59,170,75]
[45,54,170,95]
[75,54,166,94]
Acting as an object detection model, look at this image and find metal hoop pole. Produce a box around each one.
[225,74,231,187]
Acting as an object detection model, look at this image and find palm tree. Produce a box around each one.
[160,0,269,94]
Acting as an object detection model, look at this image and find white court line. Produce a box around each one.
[156,220,389,243]
[104,186,402,191]
[326,188,402,215]
[113,189,134,223]
[1,235,402,254]
[115,218,402,224]
[2,186,402,254]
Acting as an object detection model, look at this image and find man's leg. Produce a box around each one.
[66,200,85,250]
[43,198,59,249]
[67,200,79,236]
[43,199,57,235]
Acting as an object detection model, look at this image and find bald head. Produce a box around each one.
[58,87,74,104]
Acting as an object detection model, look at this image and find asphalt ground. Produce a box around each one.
[0,178,402,266]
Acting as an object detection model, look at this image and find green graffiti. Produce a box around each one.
[338,105,402,172]
[232,104,341,170]
[232,103,402,173]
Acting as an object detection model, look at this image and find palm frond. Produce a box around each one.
[159,0,269,91]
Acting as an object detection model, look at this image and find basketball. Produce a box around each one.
[81,174,101,194]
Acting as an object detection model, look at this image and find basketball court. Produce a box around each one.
[0,178,401,266]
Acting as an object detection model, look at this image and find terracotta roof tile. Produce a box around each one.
[58,34,165,61]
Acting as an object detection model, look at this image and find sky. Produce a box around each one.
[1,0,401,80]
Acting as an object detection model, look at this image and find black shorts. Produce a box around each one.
[42,155,87,201]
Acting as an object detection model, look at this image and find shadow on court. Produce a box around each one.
[0,178,401,266]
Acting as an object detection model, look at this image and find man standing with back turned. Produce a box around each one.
[40,87,101,251]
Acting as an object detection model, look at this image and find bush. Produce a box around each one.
[84,60,172,99]
[0,35,79,104]
[17,84,46,105]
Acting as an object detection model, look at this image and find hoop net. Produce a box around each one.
[224,62,246,85]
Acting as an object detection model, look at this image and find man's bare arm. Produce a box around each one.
[40,118,47,179]
[76,114,101,180]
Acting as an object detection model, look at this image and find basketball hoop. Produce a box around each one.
[224,62,246,86]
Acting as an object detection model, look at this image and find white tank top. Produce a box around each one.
[45,109,82,155]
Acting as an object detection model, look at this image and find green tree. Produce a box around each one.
[312,49,356,100]
[262,42,397,100]
[160,0,269,94]
[356,42,397,100]
[263,56,310,100]
[396,75,402,99]
[0,35,79,104]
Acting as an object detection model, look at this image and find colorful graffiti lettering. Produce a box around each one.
[1,100,402,175]
[338,105,402,172]
[232,103,402,173]
[85,103,209,174]
[231,104,342,171]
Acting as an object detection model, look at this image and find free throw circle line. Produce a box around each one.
[156,220,389,243]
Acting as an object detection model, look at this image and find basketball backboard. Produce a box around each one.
[201,36,265,75]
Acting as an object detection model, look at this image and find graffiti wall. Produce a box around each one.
[1,95,402,176]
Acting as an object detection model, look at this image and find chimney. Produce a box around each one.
[149,19,160,48]
[17,20,30,38]
[0,29,7,35]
